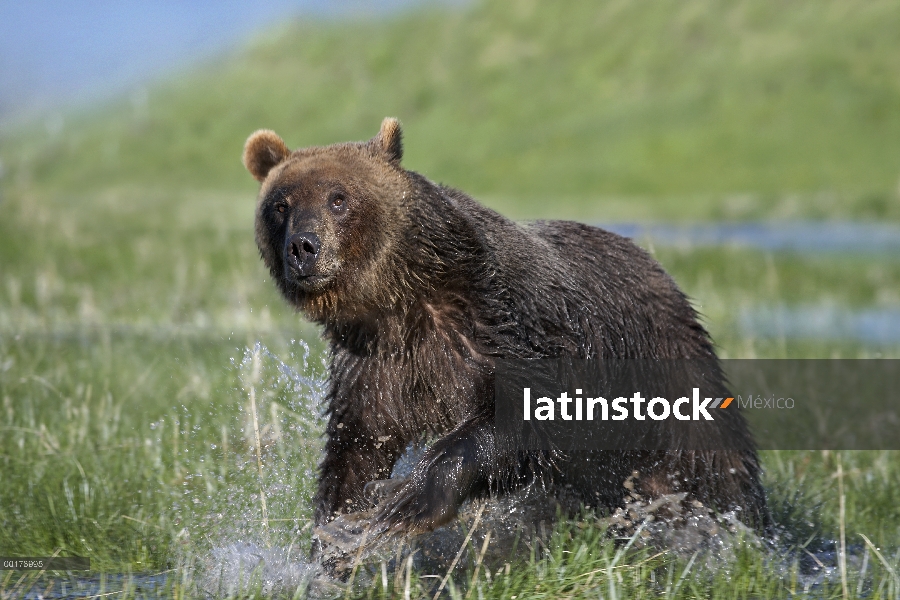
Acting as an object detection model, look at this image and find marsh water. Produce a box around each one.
[606,221,900,345]
[604,221,900,254]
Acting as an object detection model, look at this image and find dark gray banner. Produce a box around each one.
[493,360,900,450]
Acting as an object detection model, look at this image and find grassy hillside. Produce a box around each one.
[3,0,900,221]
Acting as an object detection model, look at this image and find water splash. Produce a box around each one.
[182,340,332,598]
[199,543,325,598]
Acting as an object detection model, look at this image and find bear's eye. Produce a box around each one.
[274,203,287,214]
[329,193,348,213]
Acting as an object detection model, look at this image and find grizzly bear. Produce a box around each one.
[242,118,768,543]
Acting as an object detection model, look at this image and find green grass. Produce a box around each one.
[3,0,900,220]
[1,0,900,597]
[1,180,899,598]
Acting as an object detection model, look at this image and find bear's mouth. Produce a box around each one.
[288,272,332,292]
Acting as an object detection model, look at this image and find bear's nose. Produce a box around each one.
[285,232,321,277]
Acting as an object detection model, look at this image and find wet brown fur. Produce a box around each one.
[244,118,768,538]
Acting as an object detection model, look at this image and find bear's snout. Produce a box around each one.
[285,232,321,277]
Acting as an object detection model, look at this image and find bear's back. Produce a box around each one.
[444,192,714,360]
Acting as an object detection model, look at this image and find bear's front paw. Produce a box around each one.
[363,477,406,504]
[314,512,398,577]
[372,470,461,534]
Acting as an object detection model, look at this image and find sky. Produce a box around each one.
[0,1,427,126]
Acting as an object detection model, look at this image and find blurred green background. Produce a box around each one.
[5,0,900,218]
[1,0,899,597]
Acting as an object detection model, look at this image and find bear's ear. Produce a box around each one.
[243,130,291,182]
[373,117,403,164]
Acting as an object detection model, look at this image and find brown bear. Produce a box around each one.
[242,118,768,543]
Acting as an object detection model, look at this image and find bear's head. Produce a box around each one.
[243,118,410,322]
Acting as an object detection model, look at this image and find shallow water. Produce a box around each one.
[603,221,900,254]
[18,573,169,599]
[740,305,900,344]
[601,221,900,344]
